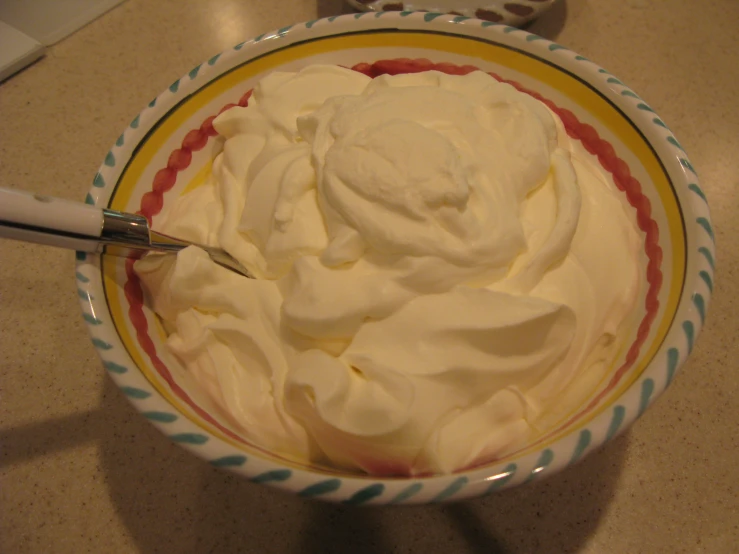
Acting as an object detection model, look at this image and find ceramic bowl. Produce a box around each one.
[346,0,556,26]
[77,12,714,504]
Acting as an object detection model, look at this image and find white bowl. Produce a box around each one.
[76,12,714,504]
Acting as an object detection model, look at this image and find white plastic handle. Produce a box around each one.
[0,186,252,277]
[0,187,103,251]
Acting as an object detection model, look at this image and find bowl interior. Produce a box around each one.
[77,14,710,502]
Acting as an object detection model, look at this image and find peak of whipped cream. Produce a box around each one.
[136,64,641,475]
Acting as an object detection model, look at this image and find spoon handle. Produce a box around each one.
[0,187,252,277]
[0,187,109,251]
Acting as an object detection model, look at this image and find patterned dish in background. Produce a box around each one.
[76,12,713,504]
[347,0,556,26]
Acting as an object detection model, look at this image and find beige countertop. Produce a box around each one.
[1,1,737,552]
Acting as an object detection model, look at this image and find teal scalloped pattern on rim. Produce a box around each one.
[299,479,342,498]
[75,12,714,505]
[212,455,248,468]
[486,464,517,493]
[251,469,291,482]
[391,482,423,503]
[433,477,469,502]
[345,483,386,505]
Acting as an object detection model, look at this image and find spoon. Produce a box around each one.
[0,187,253,278]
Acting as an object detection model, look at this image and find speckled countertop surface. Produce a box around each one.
[1,1,737,552]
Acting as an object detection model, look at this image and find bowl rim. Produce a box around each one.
[76,11,715,504]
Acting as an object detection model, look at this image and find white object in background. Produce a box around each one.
[0,0,126,46]
[346,0,556,27]
[0,21,45,82]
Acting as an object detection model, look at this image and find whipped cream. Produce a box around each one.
[136,65,641,475]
